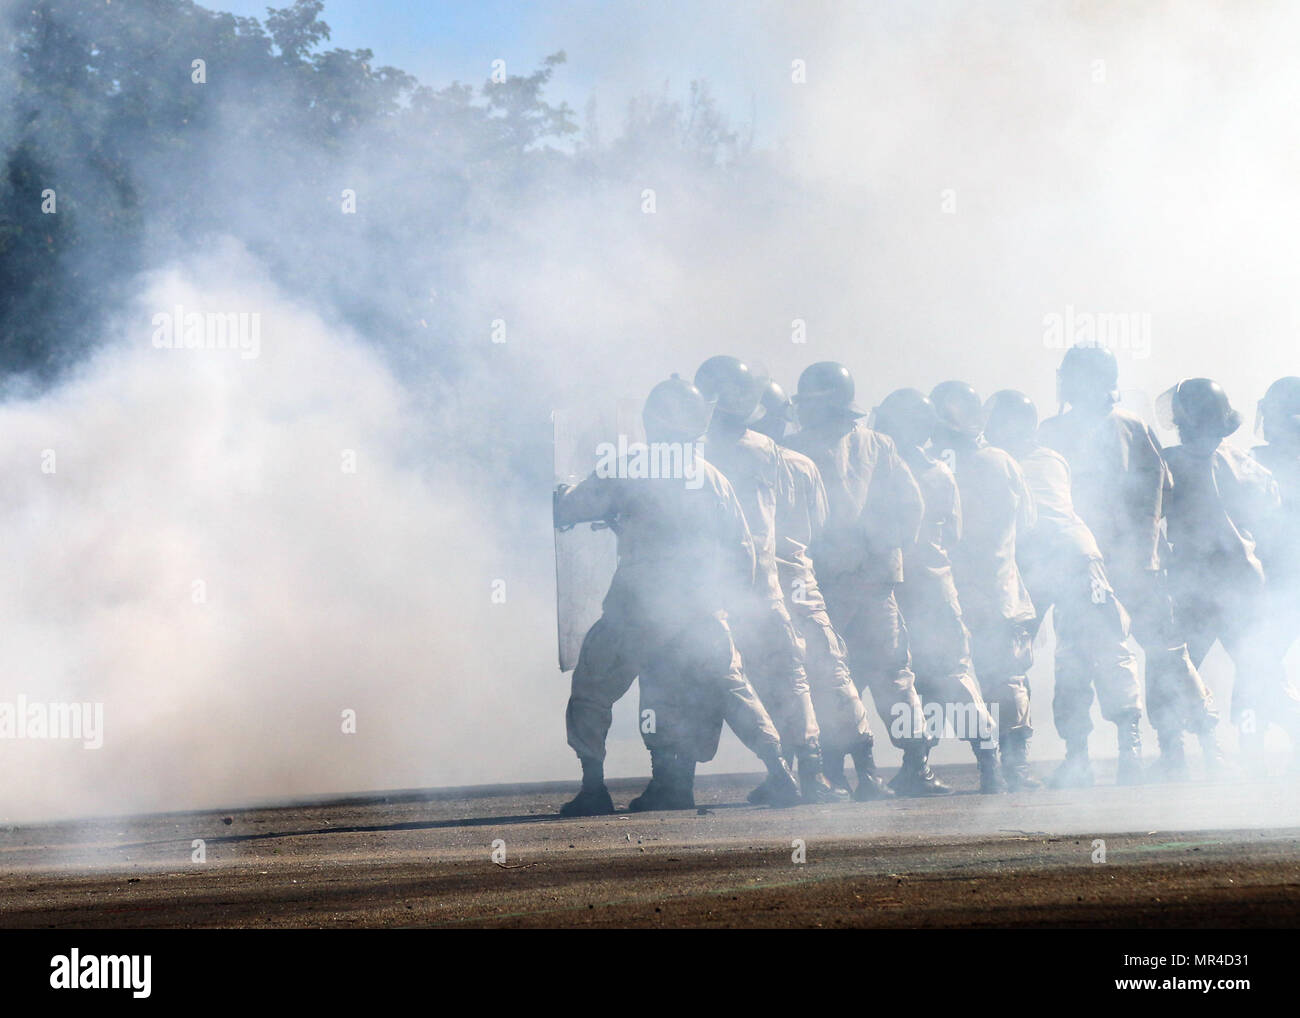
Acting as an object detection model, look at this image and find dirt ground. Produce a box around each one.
[3,763,1299,928]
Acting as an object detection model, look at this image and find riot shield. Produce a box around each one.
[553,399,641,671]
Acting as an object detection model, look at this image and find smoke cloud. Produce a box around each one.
[3,0,1299,821]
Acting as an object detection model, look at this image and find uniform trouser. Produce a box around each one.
[896,569,996,748]
[787,594,873,750]
[566,611,781,765]
[965,609,1034,738]
[638,612,783,762]
[566,614,638,763]
[730,599,819,754]
[1037,557,1143,743]
[820,574,925,750]
[1109,564,1217,736]
[1176,583,1300,737]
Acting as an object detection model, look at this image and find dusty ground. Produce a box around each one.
[3,762,1299,928]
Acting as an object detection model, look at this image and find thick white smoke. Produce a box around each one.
[0,244,563,821]
[5,0,1300,821]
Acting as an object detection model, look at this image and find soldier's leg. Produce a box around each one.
[562,615,638,815]
[1219,585,1300,771]
[843,581,947,796]
[1052,559,1145,787]
[709,615,801,807]
[1112,565,1218,776]
[1083,570,1145,784]
[733,600,840,803]
[1051,601,1095,743]
[791,600,891,800]
[902,575,1001,793]
[971,615,1036,790]
[732,602,818,751]
[1049,597,1098,788]
[633,657,703,813]
[1169,584,1230,778]
[633,616,740,812]
[793,602,868,750]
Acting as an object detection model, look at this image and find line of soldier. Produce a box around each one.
[552,343,1300,814]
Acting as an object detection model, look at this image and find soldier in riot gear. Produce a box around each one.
[692,357,842,804]
[872,388,1004,793]
[983,389,1144,787]
[751,379,893,800]
[786,362,950,796]
[1161,378,1298,769]
[929,381,1039,790]
[555,375,800,814]
[1038,344,1221,781]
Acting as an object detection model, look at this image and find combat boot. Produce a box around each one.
[747,748,802,807]
[850,740,895,801]
[560,757,616,816]
[821,744,852,793]
[1115,712,1144,786]
[629,752,695,812]
[798,740,850,803]
[889,744,953,797]
[1154,729,1189,782]
[1048,738,1093,789]
[1000,730,1041,791]
[976,746,1007,794]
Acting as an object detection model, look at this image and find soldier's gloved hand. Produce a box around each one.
[553,483,575,530]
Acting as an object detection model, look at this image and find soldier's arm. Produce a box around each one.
[1131,422,1172,522]
[553,473,617,529]
[950,476,964,544]
[1013,459,1037,533]
[889,441,926,546]
[722,488,758,592]
[1233,451,1282,538]
[808,461,831,547]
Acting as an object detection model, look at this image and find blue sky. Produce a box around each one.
[204,0,813,143]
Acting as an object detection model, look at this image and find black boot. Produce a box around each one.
[560,757,615,816]
[976,745,1006,794]
[1154,729,1189,782]
[748,747,801,807]
[629,752,695,812]
[1001,729,1041,791]
[798,740,850,804]
[850,740,895,801]
[1049,737,1093,789]
[889,743,953,797]
[821,743,852,793]
[1115,712,1144,786]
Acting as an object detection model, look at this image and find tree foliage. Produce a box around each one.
[0,0,739,380]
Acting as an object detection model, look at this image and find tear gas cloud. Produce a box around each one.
[2,0,1298,822]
